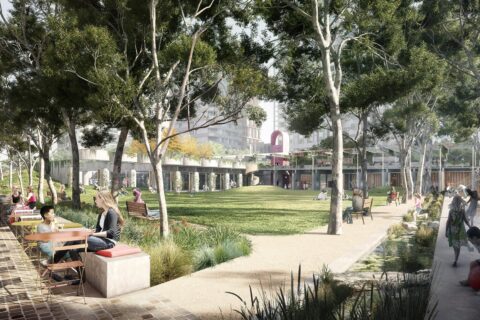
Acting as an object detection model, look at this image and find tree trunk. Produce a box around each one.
[361,111,368,198]
[43,144,57,205]
[111,126,129,199]
[65,116,81,209]
[0,162,3,181]
[327,104,344,235]
[415,137,428,194]
[406,147,414,199]
[400,151,408,204]
[38,156,45,204]
[152,158,169,237]
[9,161,13,188]
[17,162,24,196]
[422,139,433,194]
[27,142,34,187]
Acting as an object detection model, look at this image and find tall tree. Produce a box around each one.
[257,0,442,233]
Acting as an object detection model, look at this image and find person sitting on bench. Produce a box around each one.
[387,186,397,205]
[132,188,159,217]
[343,189,363,223]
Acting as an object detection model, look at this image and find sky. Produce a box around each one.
[0,0,275,142]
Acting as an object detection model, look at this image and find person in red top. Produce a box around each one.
[26,185,37,209]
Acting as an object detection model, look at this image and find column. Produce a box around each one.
[130,169,137,188]
[224,173,230,190]
[193,172,200,192]
[209,172,216,191]
[175,171,182,193]
[237,173,243,187]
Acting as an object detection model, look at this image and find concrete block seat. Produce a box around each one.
[82,244,150,298]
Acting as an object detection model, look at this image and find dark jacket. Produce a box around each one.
[96,208,121,241]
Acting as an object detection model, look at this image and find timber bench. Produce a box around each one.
[125,201,159,220]
[82,244,150,298]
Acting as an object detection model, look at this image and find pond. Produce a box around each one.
[349,227,437,273]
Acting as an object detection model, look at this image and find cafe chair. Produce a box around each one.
[45,234,88,304]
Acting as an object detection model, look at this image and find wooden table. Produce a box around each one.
[12,221,84,229]
[25,230,93,242]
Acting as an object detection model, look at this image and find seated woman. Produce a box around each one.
[387,186,397,205]
[11,185,23,205]
[133,188,144,203]
[133,188,159,217]
[25,186,37,209]
[7,196,29,224]
[54,191,125,264]
[58,184,70,201]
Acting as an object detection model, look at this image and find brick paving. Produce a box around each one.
[0,216,197,320]
[2,199,416,320]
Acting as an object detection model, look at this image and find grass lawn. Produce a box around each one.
[1,169,400,235]
[112,186,395,235]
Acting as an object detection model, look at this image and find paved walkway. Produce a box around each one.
[1,200,413,320]
[431,197,480,320]
[121,200,411,319]
[0,220,196,320]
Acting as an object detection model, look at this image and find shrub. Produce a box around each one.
[194,246,216,270]
[146,241,192,285]
[229,267,437,320]
[172,226,203,251]
[202,226,242,247]
[403,211,414,222]
[55,207,97,228]
[388,223,405,239]
[415,226,436,247]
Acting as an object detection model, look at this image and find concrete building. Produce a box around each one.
[175,102,261,153]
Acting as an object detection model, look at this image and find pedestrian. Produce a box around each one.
[446,195,470,267]
[465,188,478,226]
[459,227,480,290]
[26,185,37,209]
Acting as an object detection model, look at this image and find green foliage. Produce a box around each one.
[194,246,216,270]
[387,223,405,240]
[229,266,437,320]
[145,241,193,285]
[415,226,436,247]
[403,211,415,222]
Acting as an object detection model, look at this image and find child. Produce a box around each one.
[446,195,471,267]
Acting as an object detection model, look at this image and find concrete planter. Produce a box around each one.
[201,159,218,167]
[164,158,182,165]
[183,158,200,166]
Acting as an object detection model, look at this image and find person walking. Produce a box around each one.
[465,188,478,226]
[446,195,471,267]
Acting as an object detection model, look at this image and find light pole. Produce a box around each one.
[355,151,359,189]
[273,154,276,186]
[381,151,385,187]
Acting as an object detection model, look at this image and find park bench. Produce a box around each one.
[125,201,159,220]
[82,244,150,298]
[353,197,374,225]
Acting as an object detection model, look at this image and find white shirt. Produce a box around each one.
[99,212,106,230]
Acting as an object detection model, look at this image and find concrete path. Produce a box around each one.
[2,200,412,320]
[431,198,480,320]
[120,200,411,319]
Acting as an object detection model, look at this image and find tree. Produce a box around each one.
[378,92,440,202]
[257,0,443,234]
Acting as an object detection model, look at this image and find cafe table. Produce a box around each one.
[12,219,84,239]
[24,229,93,299]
